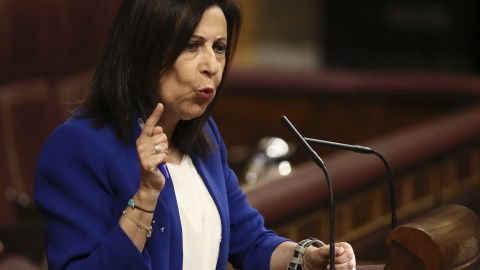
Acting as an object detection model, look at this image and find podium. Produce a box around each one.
[358,204,480,270]
[384,204,480,270]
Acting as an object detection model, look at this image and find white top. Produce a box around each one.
[167,155,222,270]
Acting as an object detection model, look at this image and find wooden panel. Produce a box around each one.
[215,69,480,181]
[242,104,480,265]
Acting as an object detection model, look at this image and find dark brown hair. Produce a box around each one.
[78,0,241,158]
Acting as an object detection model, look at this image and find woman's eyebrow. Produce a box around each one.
[191,34,227,42]
[190,34,205,40]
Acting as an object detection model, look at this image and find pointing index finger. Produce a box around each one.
[142,103,163,135]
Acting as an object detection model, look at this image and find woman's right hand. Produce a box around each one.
[136,103,169,196]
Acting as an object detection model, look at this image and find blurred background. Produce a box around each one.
[1,0,480,269]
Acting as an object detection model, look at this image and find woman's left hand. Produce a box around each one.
[303,242,356,270]
[136,103,169,195]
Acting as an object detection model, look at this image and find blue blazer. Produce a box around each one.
[34,116,289,270]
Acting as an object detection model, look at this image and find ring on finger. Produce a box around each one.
[155,144,162,154]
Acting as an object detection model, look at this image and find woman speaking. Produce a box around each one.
[34,0,356,269]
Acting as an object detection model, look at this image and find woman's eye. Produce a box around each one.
[185,42,198,51]
[214,43,226,54]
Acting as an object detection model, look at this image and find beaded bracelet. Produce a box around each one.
[122,210,153,237]
[128,199,155,213]
[127,199,165,233]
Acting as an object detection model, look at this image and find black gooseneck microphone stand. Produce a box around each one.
[304,137,398,229]
[281,116,335,270]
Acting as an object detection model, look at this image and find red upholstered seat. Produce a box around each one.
[0,0,121,83]
[54,70,94,121]
[0,79,57,215]
[0,255,38,270]
[0,0,58,82]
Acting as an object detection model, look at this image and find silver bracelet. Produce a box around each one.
[287,237,326,270]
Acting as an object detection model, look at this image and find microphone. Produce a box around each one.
[304,137,398,229]
[305,138,374,154]
[281,116,336,270]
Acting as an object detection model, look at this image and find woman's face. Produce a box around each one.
[159,5,227,123]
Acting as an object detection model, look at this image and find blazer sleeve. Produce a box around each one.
[34,122,152,270]
[204,118,293,270]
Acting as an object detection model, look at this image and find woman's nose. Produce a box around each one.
[200,48,220,77]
